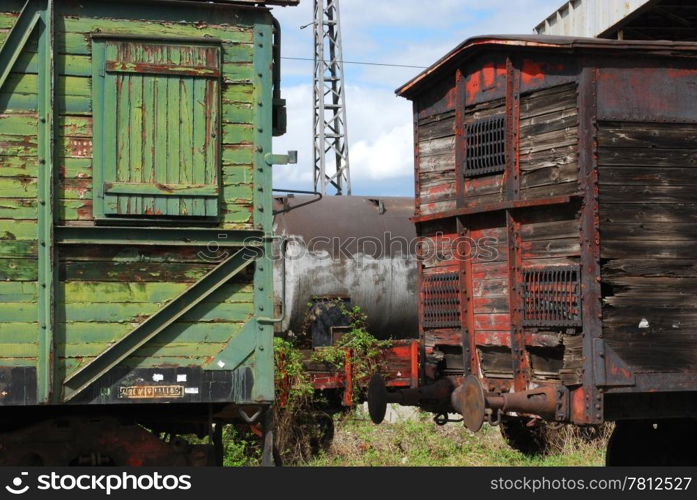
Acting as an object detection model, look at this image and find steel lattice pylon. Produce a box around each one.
[313,0,351,195]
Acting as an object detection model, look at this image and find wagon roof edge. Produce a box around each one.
[396,34,697,98]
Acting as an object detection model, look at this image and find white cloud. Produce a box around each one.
[271,0,565,195]
[273,83,414,191]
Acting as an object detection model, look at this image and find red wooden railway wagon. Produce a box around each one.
[368,36,697,465]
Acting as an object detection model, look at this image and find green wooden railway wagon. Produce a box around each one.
[0,0,298,465]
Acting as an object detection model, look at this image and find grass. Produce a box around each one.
[299,409,607,467]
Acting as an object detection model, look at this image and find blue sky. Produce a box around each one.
[271,0,564,196]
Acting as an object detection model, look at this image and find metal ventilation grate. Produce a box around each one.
[522,266,581,327]
[464,115,506,177]
[422,272,461,329]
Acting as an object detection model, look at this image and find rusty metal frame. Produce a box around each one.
[506,211,529,392]
[521,266,582,328]
[413,103,422,216]
[454,68,466,208]
[462,116,506,178]
[411,194,580,224]
[578,64,604,425]
[504,57,520,201]
[455,218,476,376]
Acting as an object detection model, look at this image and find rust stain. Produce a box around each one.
[521,60,565,85]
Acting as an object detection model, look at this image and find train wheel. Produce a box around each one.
[499,417,551,456]
[607,420,697,466]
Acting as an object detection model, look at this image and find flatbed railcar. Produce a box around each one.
[368,35,697,465]
[0,0,297,466]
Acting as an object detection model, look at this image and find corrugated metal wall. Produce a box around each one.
[535,0,655,38]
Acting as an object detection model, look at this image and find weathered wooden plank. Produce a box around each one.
[600,203,697,224]
[222,84,254,104]
[600,166,697,186]
[521,144,576,169]
[465,98,505,121]
[222,123,253,145]
[602,276,697,291]
[519,128,578,155]
[0,199,36,219]
[601,240,697,260]
[0,240,37,258]
[521,84,577,119]
[519,181,579,201]
[418,114,455,141]
[0,219,37,239]
[0,135,37,156]
[0,114,36,135]
[222,103,253,124]
[605,338,697,373]
[521,237,580,259]
[58,281,252,304]
[473,295,509,314]
[4,73,91,97]
[59,342,228,359]
[473,278,509,298]
[222,165,252,185]
[0,282,37,302]
[0,93,90,114]
[222,43,254,64]
[222,144,253,166]
[521,163,578,189]
[602,222,697,242]
[60,262,215,283]
[15,52,92,77]
[474,313,511,331]
[61,245,218,264]
[419,135,455,157]
[600,184,697,204]
[59,136,93,159]
[418,153,454,174]
[520,111,577,137]
[58,321,249,346]
[58,178,92,201]
[12,302,250,324]
[598,147,697,167]
[58,200,92,221]
[222,202,253,225]
[599,123,697,150]
[603,258,697,278]
[521,219,578,241]
[62,17,253,44]
[0,257,37,280]
[461,173,504,200]
[420,183,455,205]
